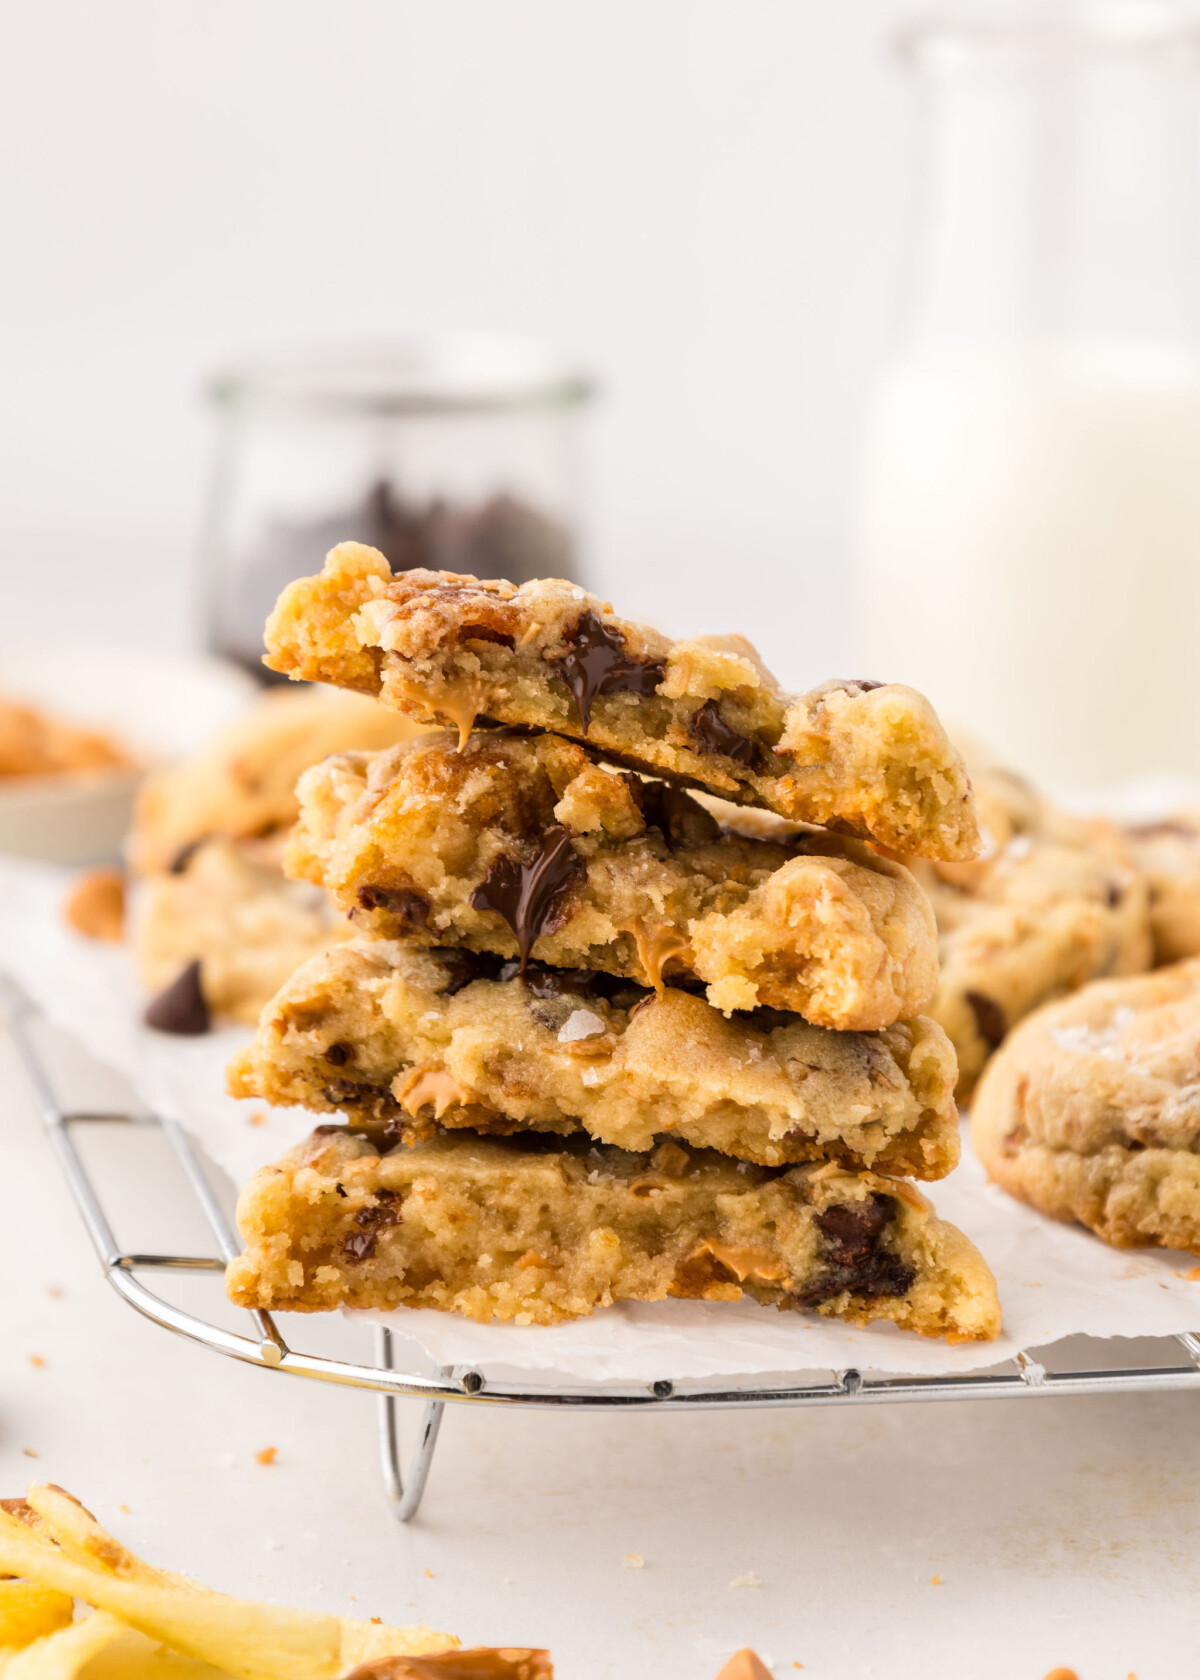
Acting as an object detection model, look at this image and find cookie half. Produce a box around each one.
[973,959,1200,1251]
[287,729,938,1031]
[262,544,980,862]
[227,1124,1000,1339]
[227,939,961,1178]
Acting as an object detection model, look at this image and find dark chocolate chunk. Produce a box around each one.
[635,778,721,847]
[792,1194,916,1306]
[342,1188,402,1263]
[469,827,585,969]
[335,1182,348,1197]
[144,960,210,1035]
[431,947,507,995]
[689,700,769,771]
[167,836,207,875]
[965,990,1007,1050]
[355,885,430,926]
[816,1197,893,1267]
[546,610,665,732]
[325,1041,353,1067]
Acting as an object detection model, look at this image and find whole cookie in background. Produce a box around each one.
[129,686,420,876]
[905,752,1153,1101]
[972,959,1200,1252]
[1124,812,1200,966]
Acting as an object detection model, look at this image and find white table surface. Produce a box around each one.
[4,1023,1200,1680]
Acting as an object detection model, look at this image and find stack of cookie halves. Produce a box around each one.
[226,543,1001,1343]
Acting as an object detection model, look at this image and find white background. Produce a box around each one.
[0,0,934,674]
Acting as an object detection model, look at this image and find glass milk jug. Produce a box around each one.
[858,8,1200,789]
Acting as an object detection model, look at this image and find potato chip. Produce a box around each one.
[0,1489,458,1680]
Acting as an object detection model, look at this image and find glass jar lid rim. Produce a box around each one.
[897,5,1200,70]
[209,334,596,415]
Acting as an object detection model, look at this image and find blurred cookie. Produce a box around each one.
[908,756,1152,1100]
[133,835,352,1026]
[1124,813,1200,966]
[129,686,418,875]
[973,959,1200,1252]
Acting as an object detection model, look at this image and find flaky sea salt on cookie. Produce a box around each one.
[973,958,1200,1252]
[263,543,980,861]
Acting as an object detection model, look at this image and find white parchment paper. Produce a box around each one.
[5,856,1200,1382]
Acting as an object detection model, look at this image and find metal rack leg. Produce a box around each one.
[375,1327,447,1523]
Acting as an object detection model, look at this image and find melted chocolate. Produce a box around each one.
[793,1194,915,1306]
[355,885,430,926]
[689,700,768,771]
[965,990,1007,1050]
[344,1649,553,1680]
[546,610,665,732]
[342,1188,402,1263]
[324,1042,353,1067]
[431,947,507,995]
[469,828,584,969]
[635,778,720,847]
[144,960,210,1035]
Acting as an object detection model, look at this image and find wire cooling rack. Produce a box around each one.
[8,975,1200,1524]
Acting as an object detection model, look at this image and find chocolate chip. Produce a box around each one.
[144,960,210,1035]
[816,1197,893,1266]
[842,679,884,692]
[431,948,507,995]
[689,700,769,771]
[342,1189,403,1263]
[469,827,585,969]
[324,1078,390,1106]
[793,1194,915,1305]
[335,1183,347,1197]
[546,610,665,732]
[325,1042,353,1067]
[355,885,430,926]
[167,836,207,875]
[635,778,721,846]
[965,990,1007,1050]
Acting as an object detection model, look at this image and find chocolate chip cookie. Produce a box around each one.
[262,543,980,861]
[227,939,960,1176]
[1124,813,1200,966]
[908,759,1152,1099]
[973,959,1200,1251]
[286,728,939,1030]
[227,1123,1000,1337]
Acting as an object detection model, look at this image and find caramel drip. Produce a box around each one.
[391,676,494,751]
[620,918,691,993]
[395,1068,475,1120]
[688,1240,787,1285]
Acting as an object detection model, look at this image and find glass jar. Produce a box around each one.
[857,6,1200,788]
[200,335,596,680]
